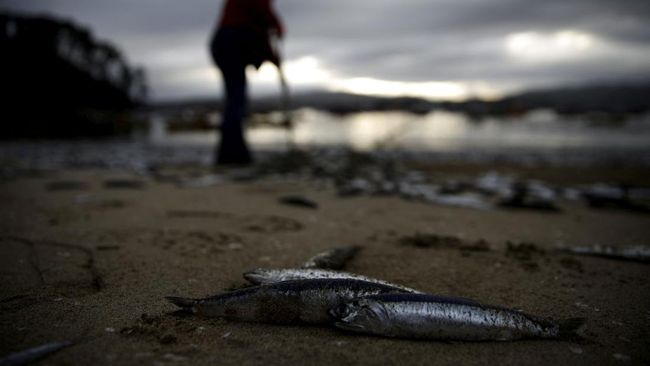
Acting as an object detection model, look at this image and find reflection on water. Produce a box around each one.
[153,109,650,153]
[2,109,648,174]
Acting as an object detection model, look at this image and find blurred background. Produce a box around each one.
[1,0,650,169]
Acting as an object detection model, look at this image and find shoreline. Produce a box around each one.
[1,161,649,365]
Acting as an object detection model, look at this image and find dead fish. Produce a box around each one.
[166,279,407,325]
[243,268,422,294]
[557,244,650,263]
[301,245,362,270]
[331,293,585,341]
[0,341,72,366]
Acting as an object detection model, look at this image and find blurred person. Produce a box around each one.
[210,0,285,166]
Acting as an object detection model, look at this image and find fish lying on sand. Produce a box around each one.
[0,341,72,366]
[166,279,407,324]
[331,293,585,341]
[557,244,650,263]
[243,268,422,294]
[301,245,362,270]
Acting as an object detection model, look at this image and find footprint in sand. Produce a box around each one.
[146,230,244,258]
[244,215,304,233]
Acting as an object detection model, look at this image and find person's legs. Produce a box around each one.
[212,30,252,166]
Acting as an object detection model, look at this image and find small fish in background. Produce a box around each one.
[166,279,408,325]
[498,181,561,212]
[243,268,422,294]
[557,244,650,263]
[582,184,650,214]
[331,293,585,341]
[0,341,72,366]
[301,245,362,270]
[278,195,319,209]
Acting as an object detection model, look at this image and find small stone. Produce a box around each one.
[222,332,231,339]
[159,333,177,345]
[569,346,583,355]
[613,353,631,361]
[227,243,243,250]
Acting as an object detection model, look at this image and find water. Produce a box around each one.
[154,109,650,149]
[1,109,649,172]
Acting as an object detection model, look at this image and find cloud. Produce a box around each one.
[3,0,650,100]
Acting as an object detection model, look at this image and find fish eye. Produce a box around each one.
[331,303,350,317]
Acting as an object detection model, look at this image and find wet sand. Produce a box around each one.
[1,165,649,365]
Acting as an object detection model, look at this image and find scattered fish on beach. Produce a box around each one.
[166,279,408,324]
[301,245,362,270]
[243,268,422,294]
[582,184,650,214]
[331,293,585,341]
[557,244,650,263]
[278,195,319,209]
[498,181,560,212]
[0,341,72,366]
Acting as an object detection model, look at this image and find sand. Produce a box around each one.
[1,164,649,365]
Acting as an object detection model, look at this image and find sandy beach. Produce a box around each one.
[1,161,649,365]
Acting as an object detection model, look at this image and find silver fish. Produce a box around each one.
[332,293,585,341]
[243,268,422,294]
[557,244,650,263]
[0,341,72,366]
[301,245,362,270]
[166,279,407,325]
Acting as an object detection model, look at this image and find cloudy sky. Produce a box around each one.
[3,0,650,101]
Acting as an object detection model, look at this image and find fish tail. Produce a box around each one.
[165,296,197,311]
[557,317,587,340]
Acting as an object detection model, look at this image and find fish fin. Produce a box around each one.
[558,317,587,340]
[165,296,197,311]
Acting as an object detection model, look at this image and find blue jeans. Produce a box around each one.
[210,28,254,165]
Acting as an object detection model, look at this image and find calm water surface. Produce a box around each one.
[2,109,649,172]
[155,109,650,152]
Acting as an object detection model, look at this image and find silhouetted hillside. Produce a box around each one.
[443,82,650,116]
[152,82,650,130]
[1,12,147,138]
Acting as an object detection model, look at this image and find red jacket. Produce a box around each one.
[219,0,284,37]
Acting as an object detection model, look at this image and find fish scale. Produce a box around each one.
[332,293,585,341]
[243,268,422,294]
[166,279,409,325]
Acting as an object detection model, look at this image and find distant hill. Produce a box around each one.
[1,12,147,138]
[154,82,650,128]
[442,82,650,116]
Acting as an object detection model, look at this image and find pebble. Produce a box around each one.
[568,346,583,355]
[613,353,631,361]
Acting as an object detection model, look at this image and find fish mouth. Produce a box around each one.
[334,321,366,331]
